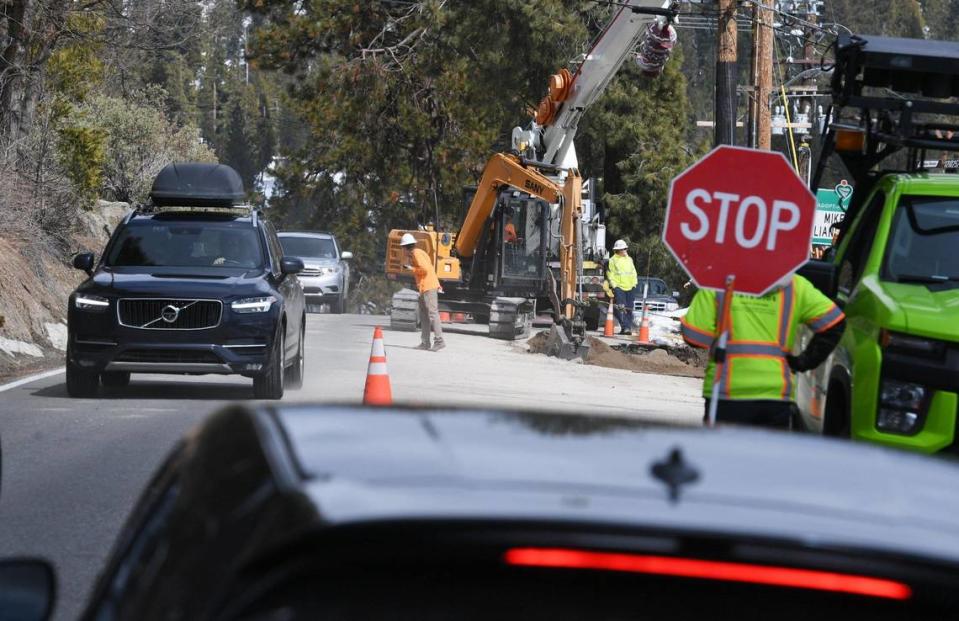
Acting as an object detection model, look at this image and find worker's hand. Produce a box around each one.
[785,354,807,373]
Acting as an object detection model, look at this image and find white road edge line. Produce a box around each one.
[0,368,65,393]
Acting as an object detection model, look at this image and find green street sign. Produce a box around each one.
[813,181,851,246]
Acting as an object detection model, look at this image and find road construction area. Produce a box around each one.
[0,313,701,620]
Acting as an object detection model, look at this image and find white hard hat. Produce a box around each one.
[613,239,628,251]
[399,233,417,246]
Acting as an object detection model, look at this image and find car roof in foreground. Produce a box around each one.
[244,405,959,566]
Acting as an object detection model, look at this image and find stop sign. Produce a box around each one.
[663,145,816,295]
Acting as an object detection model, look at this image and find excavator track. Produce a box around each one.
[390,288,420,332]
[489,297,532,340]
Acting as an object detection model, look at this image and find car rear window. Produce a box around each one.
[279,236,337,259]
[106,219,265,269]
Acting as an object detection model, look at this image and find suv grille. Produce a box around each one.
[119,299,221,330]
[115,349,222,364]
[300,267,324,277]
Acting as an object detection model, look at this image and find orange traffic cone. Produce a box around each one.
[637,303,652,345]
[363,326,393,405]
[603,300,616,337]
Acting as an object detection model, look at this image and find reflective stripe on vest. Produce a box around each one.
[808,304,844,332]
[715,284,794,401]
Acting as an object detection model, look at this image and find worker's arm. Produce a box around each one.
[680,289,717,350]
[787,276,846,372]
[786,319,845,372]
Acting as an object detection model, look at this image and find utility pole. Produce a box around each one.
[755,0,774,150]
[715,0,738,146]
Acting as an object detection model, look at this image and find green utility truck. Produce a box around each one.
[796,34,959,453]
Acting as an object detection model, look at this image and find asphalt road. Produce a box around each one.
[0,314,701,620]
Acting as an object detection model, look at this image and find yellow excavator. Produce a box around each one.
[385,1,678,350]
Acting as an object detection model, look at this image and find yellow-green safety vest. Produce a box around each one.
[607,254,638,291]
[681,274,844,401]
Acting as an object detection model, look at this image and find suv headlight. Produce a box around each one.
[232,296,276,314]
[666,301,679,312]
[75,294,109,312]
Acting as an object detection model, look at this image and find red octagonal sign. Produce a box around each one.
[663,145,816,296]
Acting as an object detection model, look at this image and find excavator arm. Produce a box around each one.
[454,153,562,258]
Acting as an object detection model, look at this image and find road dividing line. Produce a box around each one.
[0,368,65,393]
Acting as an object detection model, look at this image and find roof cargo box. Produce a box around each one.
[150,163,245,207]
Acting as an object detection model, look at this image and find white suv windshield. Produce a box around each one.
[106,220,265,269]
[279,236,337,259]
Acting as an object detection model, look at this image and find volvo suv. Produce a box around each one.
[67,163,306,400]
[278,231,351,313]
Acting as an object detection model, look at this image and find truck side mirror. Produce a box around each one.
[341,251,353,260]
[798,260,838,299]
[72,252,94,276]
[0,559,56,621]
[672,291,680,299]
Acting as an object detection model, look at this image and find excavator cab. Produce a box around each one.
[496,194,550,290]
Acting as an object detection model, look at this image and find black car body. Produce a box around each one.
[78,405,959,620]
[66,163,306,400]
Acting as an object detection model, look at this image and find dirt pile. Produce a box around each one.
[526,331,704,378]
[527,331,550,354]
[584,337,704,378]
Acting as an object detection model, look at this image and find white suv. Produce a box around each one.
[278,232,352,313]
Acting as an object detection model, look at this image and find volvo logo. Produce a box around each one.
[160,305,180,323]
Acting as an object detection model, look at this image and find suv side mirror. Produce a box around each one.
[798,260,838,298]
[672,291,680,299]
[0,559,56,621]
[280,256,304,275]
[340,251,353,260]
[72,252,95,276]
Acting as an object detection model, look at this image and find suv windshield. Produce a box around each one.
[883,196,959,283]
[106,219,264,269]
[635,278,668,295]
[279,236,337,259]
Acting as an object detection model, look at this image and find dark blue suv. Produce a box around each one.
[67,163,306,400]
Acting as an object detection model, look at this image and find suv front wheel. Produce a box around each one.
[66,348,99,398]
[253,330,285,400]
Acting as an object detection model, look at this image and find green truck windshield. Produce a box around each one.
[883,196,959,283]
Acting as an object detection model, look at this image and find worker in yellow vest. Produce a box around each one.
[606,239,638,335]
[681,274,845,428]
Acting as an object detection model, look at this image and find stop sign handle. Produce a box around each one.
[706,274,736,427]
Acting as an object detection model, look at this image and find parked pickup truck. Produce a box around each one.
[796,174,959,453]
[796,33,959,453]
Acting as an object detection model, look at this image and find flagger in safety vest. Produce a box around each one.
[606,239,638,335]
[681,274,846,428]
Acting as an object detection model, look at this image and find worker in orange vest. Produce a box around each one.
[400,233,445,351]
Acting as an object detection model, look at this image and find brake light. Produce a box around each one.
[504,548,911,601]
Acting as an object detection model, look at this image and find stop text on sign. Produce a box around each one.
[680,190,800,251]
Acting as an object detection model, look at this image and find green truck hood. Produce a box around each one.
[879,280,959,342]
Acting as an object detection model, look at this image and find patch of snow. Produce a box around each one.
[45,322,68,351]
[0,337,43,358]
